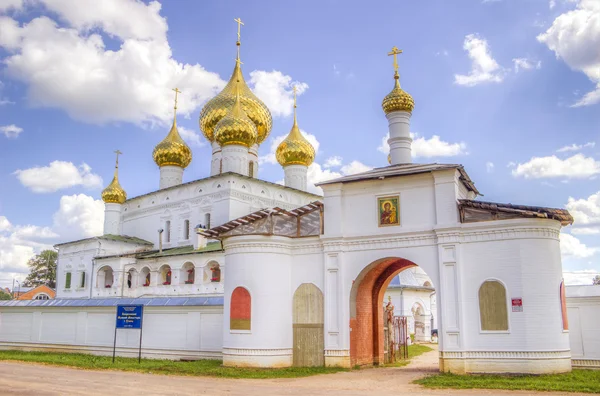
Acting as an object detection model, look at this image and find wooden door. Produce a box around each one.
[293,283,324,367]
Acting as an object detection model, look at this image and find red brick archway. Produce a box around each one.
[349,258,417,366]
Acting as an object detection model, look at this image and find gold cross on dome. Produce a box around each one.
[172,88,181,110]
[114,150,122,167]
[387,46,403,73]
[234,17,244,43]
[234,57,243,66]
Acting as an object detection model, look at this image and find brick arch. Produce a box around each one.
[349,258,417,366]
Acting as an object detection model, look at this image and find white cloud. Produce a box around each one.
[571,227,600,235]
[511,153,600,179]
[0,1,225,125]
[537,0,600,106]
[249,70,308,118]
[0,0,22,13]
[566,191,600,232]
[52,194,104,240]
[512,57,542,72]
[563,270,599,285]
[0,124,22,138]
[14,160,103,193]
[323,156,343,168]
[340,160,372,175]
[0,216,11,232]
[550,0,556,9]
[178,125,205,148]
[378,133,467,158]
[305,160,371,195]
[561,233,597,258]
[486,162,495,173]
[454,34,505,86]
[557,142,596,152]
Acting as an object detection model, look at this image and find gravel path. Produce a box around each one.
[0,346,588,396]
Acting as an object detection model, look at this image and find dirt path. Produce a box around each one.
[0,346,588,396]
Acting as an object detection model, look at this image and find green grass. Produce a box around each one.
[384,344,433,367]
[0,350,346,379]
[415,369,600,394]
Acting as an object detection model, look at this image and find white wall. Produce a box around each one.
[567,285,600,368]
[0,306,223,360]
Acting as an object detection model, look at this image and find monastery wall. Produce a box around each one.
[0,305,223,360]
[567,285,600,369]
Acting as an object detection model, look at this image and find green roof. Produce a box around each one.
[55,234,153,248]
[136,242,223,259]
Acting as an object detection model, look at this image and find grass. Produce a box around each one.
[0,350,346,379]
[415,369,600,394]
[384,344,433,367]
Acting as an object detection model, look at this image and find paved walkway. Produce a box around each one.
[0,346,588,396]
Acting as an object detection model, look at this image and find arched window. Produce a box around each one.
[248,161,254,178]
[210,264,221,282]
[65,272,72,289]
[34,293,50,300]
[141,268,151,287]
[183,262,195,284]
[479,280,508,331]
[165,221,171,243]
[230,287,251,331]
[80,272,86,288]
[160,265,172,285]
[560,281,569,331]
[184,219,190,240]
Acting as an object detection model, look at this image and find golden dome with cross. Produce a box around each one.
[382,46,415,114]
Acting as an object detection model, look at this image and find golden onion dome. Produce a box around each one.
[153,91,192,168]
[102,152,127,204]
[199,57,272,144]
[382,75,414,114]
[276,92,315,167]
[214,80,258,148]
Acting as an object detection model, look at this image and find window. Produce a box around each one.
[210,264,221,282]
[478,280,508,331]
[560,281,569,331]
[184,219,190,240]
[65,272,72,289]
[34,294,50,300]
[248,161,254,178]
[80,272,86,288]
[205,213,211,229]
[230,287,251,331]
[165,221,171,243]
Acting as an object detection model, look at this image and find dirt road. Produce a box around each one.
[0,347,587,396]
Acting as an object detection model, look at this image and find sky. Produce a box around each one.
[0,0,599,289]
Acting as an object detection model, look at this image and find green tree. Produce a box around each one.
[0,289,11,300]
[23,250,57,289]
[593,275,600,285]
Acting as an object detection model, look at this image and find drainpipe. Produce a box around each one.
[158,229,164,253]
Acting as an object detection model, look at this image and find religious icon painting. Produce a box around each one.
[378,196,400,227]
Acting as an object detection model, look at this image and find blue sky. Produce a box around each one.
[0,0,599,288]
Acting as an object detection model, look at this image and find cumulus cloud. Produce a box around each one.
[249,70,308,118]
[0,124,22,138]
[378,133,467,158]
[178,125,205,148]
[566,191,600,233]
[537,0,600,107]
[52,194,104,240]
[563,270,599,285]
[305,160,371,195]
[561,233,597,258]
[556,142,596,152]
[14,161,103,193]
[511,153,600,179]
[323,156,343,168]
[454,34,505,86]
[0,216,11,232]
[512,58,542,72]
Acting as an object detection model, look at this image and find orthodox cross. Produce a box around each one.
[172,87,181,110]
[387,46,403,74]
[234,18,244,43]
[114,150,122,168]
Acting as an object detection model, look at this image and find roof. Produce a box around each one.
[15,285,56,300]
[315,163,480,195]
[388,269,435,291]
[0,296,224,308]
[126,172,323,202]
[95,242,223,260]
[55,234,153,248]
[458,199,573,226]
[201,201,323,239]
[566,285,600,298]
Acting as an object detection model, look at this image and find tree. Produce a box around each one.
[593,275,600,286]
[0,289,11,300]
[23,250,57,289]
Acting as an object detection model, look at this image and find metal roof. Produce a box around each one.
[315,163,480,195]
[458,199,573,226]
[55,234,153,248]
[0,296,224,308]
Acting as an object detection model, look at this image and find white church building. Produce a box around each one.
[0,24,584,374]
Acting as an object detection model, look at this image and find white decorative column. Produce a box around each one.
[103,203,121,235]
[159,165,183,189]
[248,143,259,178]
[284,165,308,191]
[386,111,412,165]
[221,145,249,175]
[211,141,222,176]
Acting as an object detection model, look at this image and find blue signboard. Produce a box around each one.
[116,305,143,329]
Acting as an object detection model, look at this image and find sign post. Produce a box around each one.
[113,304,144,363]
